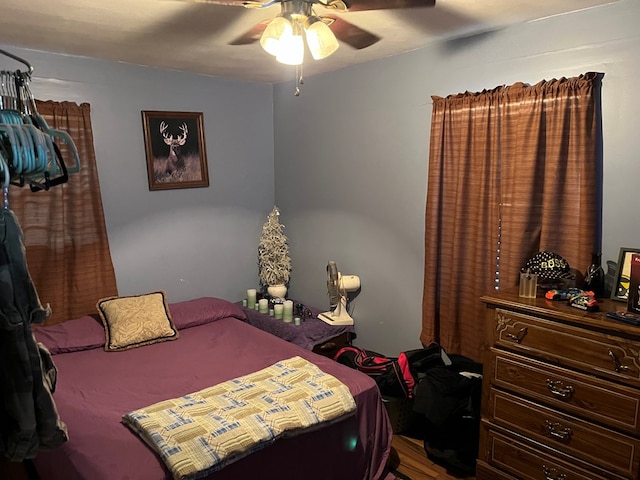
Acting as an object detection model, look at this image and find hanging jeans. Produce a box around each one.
[0,209,67,462]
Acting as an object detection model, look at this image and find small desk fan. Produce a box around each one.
[318,260,360,326]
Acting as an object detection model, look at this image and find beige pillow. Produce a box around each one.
[97,291,179,351]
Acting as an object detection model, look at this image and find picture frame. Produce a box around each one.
[611,247,640,302]
[141,111,209,191]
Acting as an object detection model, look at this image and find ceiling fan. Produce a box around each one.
[178,0,437,62]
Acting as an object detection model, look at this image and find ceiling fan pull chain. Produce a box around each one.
[294,64,304,96]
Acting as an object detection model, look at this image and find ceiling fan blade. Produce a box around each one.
[324,16,380,50]
[228,19,270,45]
[172,0,264,6]
[342,0,435,12]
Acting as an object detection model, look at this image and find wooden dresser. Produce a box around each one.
[477,289,640,480]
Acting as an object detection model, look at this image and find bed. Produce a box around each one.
[30,295,394,480]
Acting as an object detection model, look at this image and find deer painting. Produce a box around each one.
[159,121,188,176]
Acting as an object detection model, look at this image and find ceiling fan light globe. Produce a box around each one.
[305,18,339,60]
[260,15,292,57]
[275,23,304,65]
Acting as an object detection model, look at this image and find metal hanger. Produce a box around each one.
[0,49,74,190]
[0,49,34,75]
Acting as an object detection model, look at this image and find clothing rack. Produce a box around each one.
[0,49,80,205]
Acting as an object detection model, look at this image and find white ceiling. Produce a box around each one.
[0,0,616,84]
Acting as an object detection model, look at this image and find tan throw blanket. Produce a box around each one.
[122,356,356,480]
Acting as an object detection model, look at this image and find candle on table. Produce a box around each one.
[258,298,268,313]
[283,300,294,322]
[274,304,284,320]
[247,289,257,308]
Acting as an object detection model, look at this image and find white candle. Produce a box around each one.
[247,289,257,308]
[258,298,268,313]
[283,300,294,321]
[274,304,284,320]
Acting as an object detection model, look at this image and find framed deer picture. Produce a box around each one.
[141,111,209,190]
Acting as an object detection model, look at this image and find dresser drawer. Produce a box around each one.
[480,422,625,480]
[487,388,640,478]
[489,348,640,435]
[476,460,517,480]
[493,308,640,388]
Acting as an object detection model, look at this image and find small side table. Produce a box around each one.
[240,302,355,359]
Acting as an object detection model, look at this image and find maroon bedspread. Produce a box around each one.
[32,297,393,480]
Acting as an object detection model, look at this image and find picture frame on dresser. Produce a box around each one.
[611,247,640,302]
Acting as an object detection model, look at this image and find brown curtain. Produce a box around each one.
[8,101,118,325]
[421,73,602,361]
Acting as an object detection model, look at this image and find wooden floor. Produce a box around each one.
[389,435,475,480]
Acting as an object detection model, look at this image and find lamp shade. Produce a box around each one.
[305,17,339,60]
[260,15,292,57]
[275,21,304,65]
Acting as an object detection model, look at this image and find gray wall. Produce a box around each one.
[0,46,276,304]
[274,0,640,354]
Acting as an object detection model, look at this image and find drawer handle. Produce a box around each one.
[318,342,336,351]
[546,379,574,400]
[506,326,528,343]
[545,420,572,442]
[542,465,567,480]
[608,349,630,373]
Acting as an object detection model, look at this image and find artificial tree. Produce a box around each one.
[258,206,291,296]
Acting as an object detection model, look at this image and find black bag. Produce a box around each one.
[412,354,483,476]
[334,346,410,398]
[334,343,456,399]
[397,343,448,395]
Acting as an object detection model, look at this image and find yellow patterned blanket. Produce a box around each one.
[122,356,356,480]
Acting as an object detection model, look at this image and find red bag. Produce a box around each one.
[333,346,410,397]
[334,343,451,398]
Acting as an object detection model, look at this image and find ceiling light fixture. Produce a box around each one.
[260,1,339,66]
